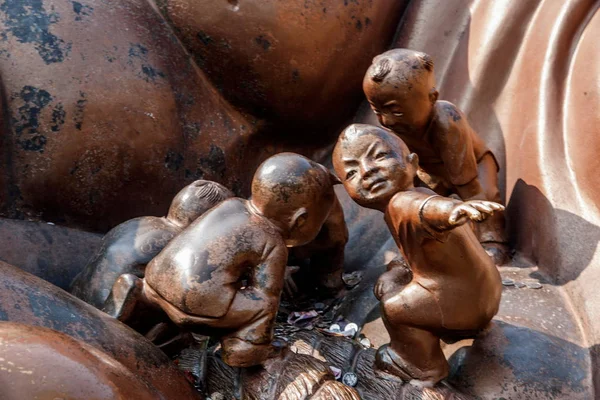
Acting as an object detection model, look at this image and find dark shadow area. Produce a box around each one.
[0,218,101,289]
[448,320,593,399]
[507,179,600,285]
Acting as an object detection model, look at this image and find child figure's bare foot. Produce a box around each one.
[375,344,448,386]
[221,337,287,368]
[102,273,143,321]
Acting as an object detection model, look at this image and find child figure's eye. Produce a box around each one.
[393,112,404,117]
[372,108,381,115]
[345,170,356,180]
[375,152,388,160]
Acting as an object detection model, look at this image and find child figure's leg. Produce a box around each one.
[475,153,509,263]
[376,283,448,385]
[217,289,283,367]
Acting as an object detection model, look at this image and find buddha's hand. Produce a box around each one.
[448,200,504,226]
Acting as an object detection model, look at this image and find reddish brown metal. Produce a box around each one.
[109,153,340,367]
[70,180,233,309]
[0,0,408,232]
[0,322,162,400]
[333,124,502,385]
[362,48,507,263]
[0,260,202,399]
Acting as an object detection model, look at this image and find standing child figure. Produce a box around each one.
[333,124,502,385]
[363,48,508,264]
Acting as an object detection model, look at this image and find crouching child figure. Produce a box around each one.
[333,124,502,385]
[106,153,340,368]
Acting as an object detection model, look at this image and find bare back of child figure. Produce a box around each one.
[333,124,502,386]
[363,48,508,265]
[70,180,234,311]
[104,153,341,368]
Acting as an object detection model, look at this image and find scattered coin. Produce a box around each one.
[526,281,542,289]
[342,372,358,387]
[502,279,515,286]
[342,271,364,288]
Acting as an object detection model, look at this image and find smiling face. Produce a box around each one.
[333,125,418,210]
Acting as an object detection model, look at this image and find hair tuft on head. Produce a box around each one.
[370,58,392,83]
[420,53,434,72]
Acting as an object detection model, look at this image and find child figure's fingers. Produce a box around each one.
[450,205,481,224]
[468,201,493,214]
[489,202,505,211]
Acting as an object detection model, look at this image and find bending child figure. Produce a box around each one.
[106,153,340,367]
[70,180,233,309]
[333,124,502,385]
[363,48,508,264]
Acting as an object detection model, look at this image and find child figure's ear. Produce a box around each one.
[290,208,309,231]
[408,152,419,170]
[429,88,439,104]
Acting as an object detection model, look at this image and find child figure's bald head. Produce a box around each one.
[363,49,438,134]
[167,180,234,227]
[251,153,339,247]
[333,124,418,210]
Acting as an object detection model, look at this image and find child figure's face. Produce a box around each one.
[363,69,435,135]
[333,132,417,210]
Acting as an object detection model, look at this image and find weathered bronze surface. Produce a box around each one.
[363,48,507,263]
[109,153,339,367]
[333,124,502,384]
[70,179,233,308]
[0,260,202,399]
[0,0,408,231]
[0,322,162,400]
[0,0,598,398]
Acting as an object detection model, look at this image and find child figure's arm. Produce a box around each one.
[251,244,289,302]
[420,196,504,232]
[431,102,486,200]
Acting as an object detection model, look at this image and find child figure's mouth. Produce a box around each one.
[366,177,387,192]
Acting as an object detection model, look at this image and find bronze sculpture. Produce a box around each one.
[106,153,340,367]
[363,49,508,264]
[0,322,163,400]
[0,260,202,399]
[0,0,597,398]
[70,179,234,309]
[333,124,502,385]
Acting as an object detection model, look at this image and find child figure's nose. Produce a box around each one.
[360,160,379,179]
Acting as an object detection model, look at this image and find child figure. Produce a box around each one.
[106,153,340,367]
[333,124,502,385]
[363,48,508,264]
[70,180,234,309]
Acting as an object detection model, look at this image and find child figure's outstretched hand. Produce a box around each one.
[448,200,504,226]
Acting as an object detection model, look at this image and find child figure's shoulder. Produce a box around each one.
[430,100,468,135]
